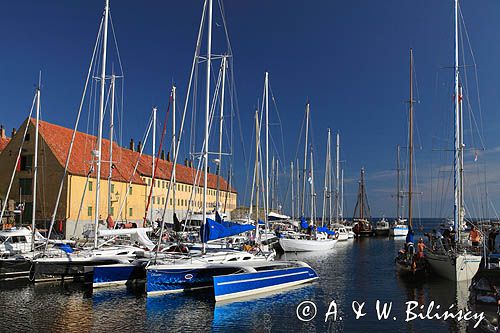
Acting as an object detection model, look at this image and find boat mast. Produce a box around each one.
[216,56,227,212]
[94,0,110,248]
[265,71,269,227]
[172,86,176,216]
[151,107,156,224]
[310,148,315,226]
[322,128,330,227]
[254,110,260,241]
[271,156,275,211]
[301,103,309,217]
[335,132,340,223]
[360,168,364,219]
[291,161,294,220]
[408,49,414,230]
[32,81,40,252]
[453,0,461,240]
[202,0,213,254]
[396,144,401,218]
[340,169,344,221]
[107,74,115,219]
[296,158,300,220]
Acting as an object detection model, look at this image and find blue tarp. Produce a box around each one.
[56,243,74,253]
[300,216,309,229]
[258,219,265,225]
[317,226,336,236]
[200,218,255,242]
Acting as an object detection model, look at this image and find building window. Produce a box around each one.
[19,178,32,195]
[129,207,133,216]
[20,155,33,171]
[89,181,93,192]
[110,206,114,216]
[110,184,115,193]
[128,186,132,195]
[162,197,165,205]
[169,198,172,205]
[87,206,92,216]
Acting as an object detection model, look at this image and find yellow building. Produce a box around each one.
[0,118,237,238]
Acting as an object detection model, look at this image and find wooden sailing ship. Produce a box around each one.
[352,168,374,237]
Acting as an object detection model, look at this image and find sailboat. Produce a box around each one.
[279,118,337,252]
[390,145,409,237]
[395,49,426,277]
[31,0,150,282]
[424,0,482,282]
[146,0,317,300]
[352,168,374,237]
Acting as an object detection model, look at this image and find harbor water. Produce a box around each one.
[0,219,483,332]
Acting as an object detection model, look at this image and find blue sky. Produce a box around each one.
[1,0,500,218]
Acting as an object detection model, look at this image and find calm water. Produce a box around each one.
[0,219,487,332]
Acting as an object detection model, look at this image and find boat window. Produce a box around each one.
[0,236,8,243]
[117,252,128,255]
[243,257,251,260]
[10,236,22,243]
[228,258,237,261]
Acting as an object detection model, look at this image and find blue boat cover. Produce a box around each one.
[258,219,265,225]
[316,226,335,236]
[200,218,255,242]
[56,243,74,253]
[300,216,309,229]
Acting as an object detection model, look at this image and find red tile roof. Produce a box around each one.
[0,137,10,153]
[33,118,236,192]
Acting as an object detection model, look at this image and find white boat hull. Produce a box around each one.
[337,233,349,241]
[425,250,481,282]
[279,238,337,252]
[390,226,408,237]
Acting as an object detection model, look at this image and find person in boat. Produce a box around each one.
[417,238,426,259]
[106,214,115,229]
[469,225,481,247]
[405,226,414,246]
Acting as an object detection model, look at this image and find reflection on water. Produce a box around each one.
[0,230,478,332]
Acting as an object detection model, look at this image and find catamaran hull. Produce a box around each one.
[425,251,481,282]
[91,263,146,288]
[146,265,241,296]
[213,265,318,301]
[278,238,337,252]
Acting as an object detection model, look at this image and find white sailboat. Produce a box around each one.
[279,116,337,252]
[425,0,481,282]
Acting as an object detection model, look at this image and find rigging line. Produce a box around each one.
[45,15,104,249]
[459,5,485,148]
[268,82,286,167]
[156,0,208,255]
[108,13,125,77]
[459,18,479,158]
[217,0,233,58]
[0,93,37,222]
[115,113,154,223]
[181,66,222,228]
[144,99,172,225]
